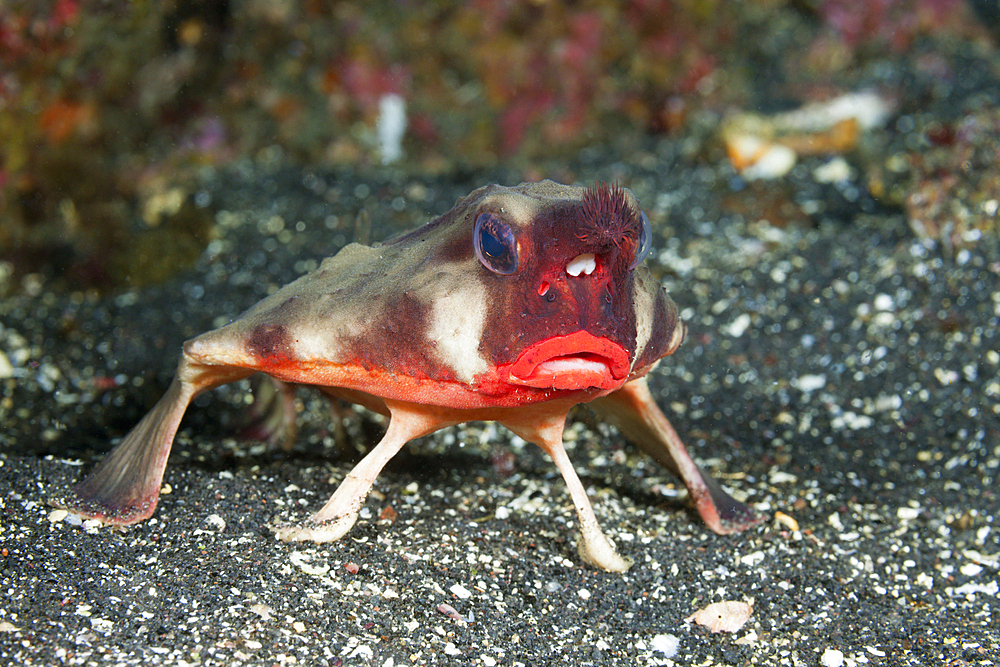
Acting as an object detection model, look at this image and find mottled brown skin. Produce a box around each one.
[53,180,759,572]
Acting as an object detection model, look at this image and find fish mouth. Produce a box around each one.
[506,331,630,391]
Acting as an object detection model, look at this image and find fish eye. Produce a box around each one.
[474,212,519,274]
[629,210,653,270]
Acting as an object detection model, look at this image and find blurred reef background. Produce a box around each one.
[3,4,1000,665]
[1,0,998,294]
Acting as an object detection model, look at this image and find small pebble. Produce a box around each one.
[775,511,799,531]
[650,634,679,658]
[450,583,472,599]
[205,514,226,531]
[820,648,845,667]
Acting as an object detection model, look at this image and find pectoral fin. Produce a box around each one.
[502,409,632,573]
[274,399,452,543]
[591,377,761,533]
[52,356,251,525]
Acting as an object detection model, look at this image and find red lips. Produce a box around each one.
[505,331,630,391]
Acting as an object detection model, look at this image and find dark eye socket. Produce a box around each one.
[629,210,653,270]
[474,212,519,274]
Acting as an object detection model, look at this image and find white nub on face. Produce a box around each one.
[566,253,596,277]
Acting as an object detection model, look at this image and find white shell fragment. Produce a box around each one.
[721,90,894,179]
[48,509,69,523]
[774,511,799,531]
[289,550,331,576]
[821,648,846,667]
[449,583,473,599]
[650,634,680,657]
[686,600,754,634]
[205,513,226,532]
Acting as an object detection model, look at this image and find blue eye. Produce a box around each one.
[629,210,653,270]
[474,212,519,274]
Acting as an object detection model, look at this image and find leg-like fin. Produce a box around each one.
[238,374,298,451]
[316,385,392,459]
[590,377,761,534]
[274,400,448,543]
[52,357,248,525]
[503,412,632,573]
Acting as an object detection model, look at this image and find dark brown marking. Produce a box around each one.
[432,226,475,265]
[345,291,458,383]
[247,323,293,362]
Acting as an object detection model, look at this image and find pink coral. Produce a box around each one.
[819,0,960,50]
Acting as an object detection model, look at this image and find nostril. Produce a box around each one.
[566,253,596,276]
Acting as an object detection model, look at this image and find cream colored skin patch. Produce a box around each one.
[426,274,490,384]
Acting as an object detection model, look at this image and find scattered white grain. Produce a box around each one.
[820,648,845,667]
[935,368,959,385]
[349,644,374,660]
[0,351,13,379]
[450,583,472,600]
[813,157,853,183]
[794,374,827,393]
[723,313,752,337]
[289,551,330,576]
[48,509,69,523]
[650,634,679,657]
[769,470,798,484]
[90,618,114,633]
[744,144,797,180]
[965,549,999,567]
[832,411,873,430]
[873,293,894,311]
[249,604,273,621]
[960,563,984,577]
[952,581,999,597]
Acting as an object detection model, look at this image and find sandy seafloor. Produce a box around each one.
[2,140,999,667]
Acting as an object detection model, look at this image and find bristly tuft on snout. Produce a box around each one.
[578,182,642,251]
